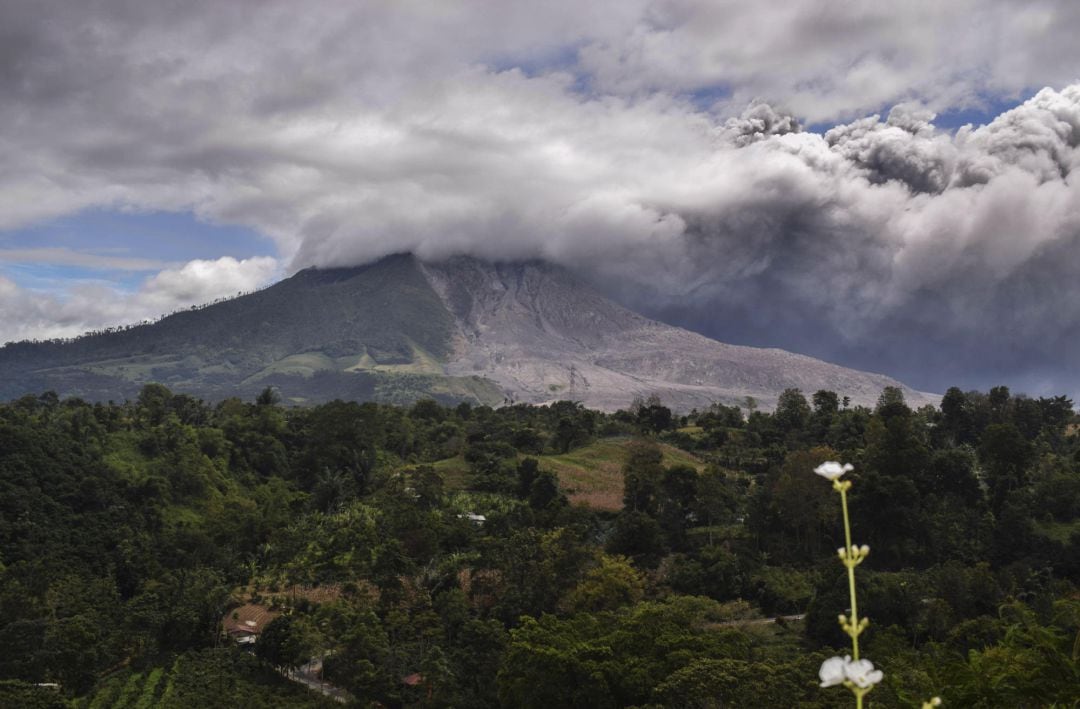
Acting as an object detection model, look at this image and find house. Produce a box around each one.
[222,603,280,646]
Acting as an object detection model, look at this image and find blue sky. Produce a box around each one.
[929,94,1029,131]
[805,94,1026,135]
[0,210,274,293]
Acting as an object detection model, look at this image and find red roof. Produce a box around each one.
[222,603,280,636]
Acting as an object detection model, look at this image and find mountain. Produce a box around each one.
[0,254,936,410]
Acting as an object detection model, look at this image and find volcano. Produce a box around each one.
[0,254,936,410]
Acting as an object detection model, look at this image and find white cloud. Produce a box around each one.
[0,257,279,344]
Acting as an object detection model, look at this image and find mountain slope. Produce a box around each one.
[0,254,936,409]
[421,257,935,410]
[0,255,495,405]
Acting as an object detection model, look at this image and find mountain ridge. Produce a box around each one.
[0,254,937,410]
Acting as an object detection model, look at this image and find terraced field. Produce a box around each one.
[84,661,172,709]
[79,650,337,708]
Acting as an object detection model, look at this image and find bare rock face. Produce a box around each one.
[419,256,936,411]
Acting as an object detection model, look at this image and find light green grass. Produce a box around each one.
[244,352,339,383]
[112,672,143,709]
[133,667,164,709]
[432,437,706,511]
[373,372,504,406]
[86,673,126,709]
[544,439,706,510]
[431,455,471,489]
[244,341,449,380]
[355,340,445,375]
[158,657,182,706]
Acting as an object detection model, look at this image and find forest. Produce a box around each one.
[0,383,1078,708]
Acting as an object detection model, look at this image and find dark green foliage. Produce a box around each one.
[654,656,821,708]
[775,387,810,427]
[636,402,675,434]
[621,440,664,515]
[528,470,566,510]
[607,510,666,567]
[256,615,311,670]
[0,383,1077,706]
[657,464,698,548]
[0,681,70,709]
[980,423,1035,511]
[549,400,597,452]
[498,596,757,708]
[160,649,338,708]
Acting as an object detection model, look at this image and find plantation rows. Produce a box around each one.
[84,658,176,709]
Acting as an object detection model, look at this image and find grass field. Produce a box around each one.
[431,437,707,511]
[544,439,706,510]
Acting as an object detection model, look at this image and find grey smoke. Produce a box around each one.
[723,100,802,147]
[633,86,1080,395]
[824,105,955,193]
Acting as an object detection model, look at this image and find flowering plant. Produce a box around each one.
[813,461,940,709]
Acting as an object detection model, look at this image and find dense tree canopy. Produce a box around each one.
[0,385,1077,707]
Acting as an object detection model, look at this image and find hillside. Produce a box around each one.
[0,255,497,405]
[423,257,937,410]
[0,254,936,409]
[433,437,707,510]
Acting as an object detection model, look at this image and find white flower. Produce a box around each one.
[843,658,884,688]
[819,656,847,687]
[814,461,854,480]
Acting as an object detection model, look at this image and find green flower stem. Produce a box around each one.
[842,681,869,708]
[838,481,860,660]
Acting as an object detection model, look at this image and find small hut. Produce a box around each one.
[222,603,280,646]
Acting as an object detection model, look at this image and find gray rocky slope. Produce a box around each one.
[419,256,936,411]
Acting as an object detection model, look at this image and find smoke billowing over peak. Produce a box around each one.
[604,85,1080,395]
[824,105,954,193]
[723,100,802,146]
[2,1,1080,396]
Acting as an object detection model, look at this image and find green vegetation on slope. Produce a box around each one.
[0,254,477,405]
[434,437,708,510]
[0,385,1078,707]
[78,650,337,709]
